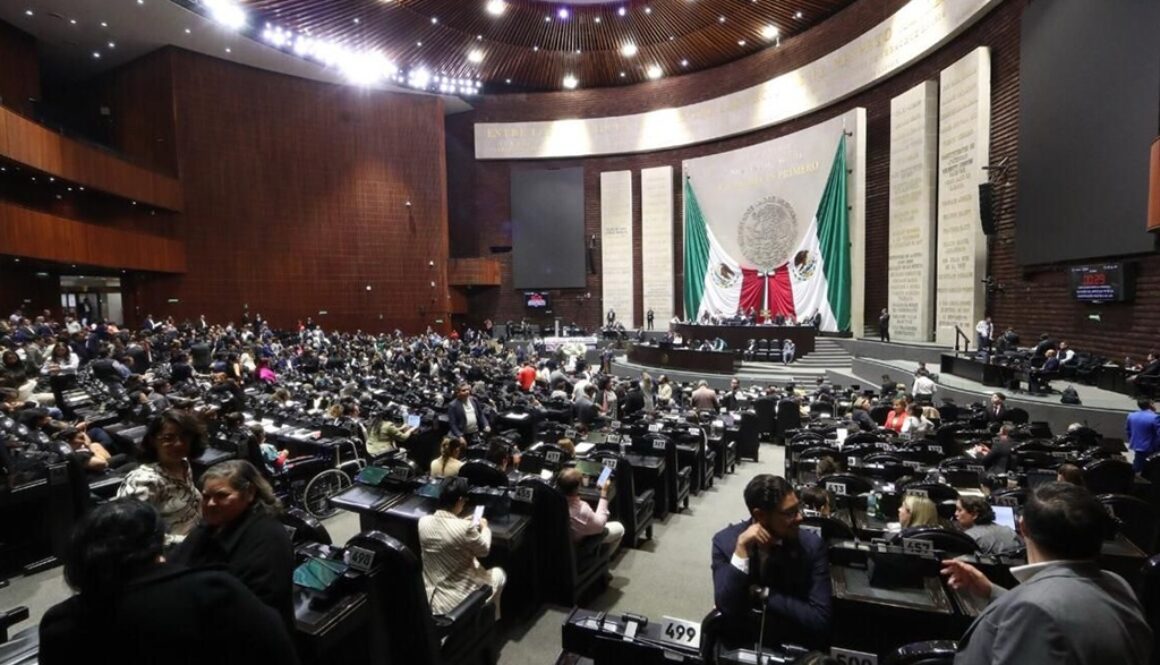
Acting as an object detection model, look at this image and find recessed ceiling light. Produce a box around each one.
[225,47,232,53]
[737,39,746,46]
[24,9,32,16]
[619,71,626,77]
[557,8,569,20]
[102,21,109,27]
[505,78,511,84]
[184,27,191,33]
[108,41,116,48]
[647,64,662,79]
[137,0,144,4]
[467,48,484,63]
[680,59,689,66]
[761,24,779,40]
[417,41,422,46]
[532,45,539,51]
[92,51,101,59]
[69,18,77,24]
[621,43,637,57]
[795,11,803,19]
[353,17,360,23]
[718,15,725,23]
[562,74,578,89]
[618,7,626,16]
[644,6,651,14]
[544,15,550,22]
[431,16,438,23]
[594,16,601,23]
[476,35,482,40]
[486,0,506,16]
[575,48,581,54]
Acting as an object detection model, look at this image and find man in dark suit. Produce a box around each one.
[942,483,1150,664]
[1125,399,1160,474]
[711,475,831,650]
[573,384,602,426]
[878,308,890,342]
[1032,332,1057,358]
[723,378,744,411]
[1028,349,1061,394]
[986,392,1008,423]
[447,382,490,445]
[646,309,655,331]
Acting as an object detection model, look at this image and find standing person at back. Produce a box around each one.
[691,380,719,411]
[1126,399,1160,474]
[942,483,1150,664]
[878,309,890,343]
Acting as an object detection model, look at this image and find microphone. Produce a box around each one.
[754,585,770,664]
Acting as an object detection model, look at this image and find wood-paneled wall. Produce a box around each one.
[0,21,39,118]
[129,50,451,334]
[0,202,186,272]
[0,106,183,210]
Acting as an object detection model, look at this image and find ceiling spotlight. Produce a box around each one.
[575,49,581,54]
[562,74,578,89]
[737,40,746,46]
[595,17,601,23]
[557,7,569,19]
[795,11,803,19]
[69,18,77,24]
[353,17,360,24]
[647,64,662,79]
[761,24,779,40]
[619,71,625,78]
[467,49,484,64]
[644,7,652,14]
[532,45,539,51]
[621,43,638,57]
[431,16,438,23]
[24,9,32,16]
[184,27,191,33]
[409,67,431,89]
[205,0,247,30]
[680,58,689,66]
[108,41,116,48]
[225,47,232,53]
[718,15,725,23]
[505,78,511,84]
[617,7,626,16]
[544,16,550,22]
[92,51,101,59]
[101,21,109,27]
[486,0,506,16]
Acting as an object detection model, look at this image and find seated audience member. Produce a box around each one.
[430,436,466,478]
[896,495,940,537]
[1028,349,1061,393]
[1058,341,1077,366]
[486,439,517,472]
[800,486,832,518]
[172,460,294,625]
[971,425,1016,474]
[851,398,876,431]
[38,499,298,665]
[1056,463,1085,486]
[884,399,908,433]
[60,426,115,473]
[557,467,624,556]
[955,496,1022,555]
[418,477,506,617]
[942,483,1151,664]
[691,380,720,411]
[782,338,796,365]
[556,438,577,458]
[711,475,831,650]
[116,410,205,542]
[901,404,934,439]
[448,381,490,445]
[574,384,602,426]
[366,411,416,456]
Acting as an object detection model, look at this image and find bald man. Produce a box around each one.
[558,467,624,556]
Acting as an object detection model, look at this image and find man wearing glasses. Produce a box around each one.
[710,474,832,650]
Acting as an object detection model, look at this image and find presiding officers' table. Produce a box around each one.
[627,344,735,374]
[674,323,816,356]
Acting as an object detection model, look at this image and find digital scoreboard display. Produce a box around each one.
[1069,263,1134,303]
[525,291,550,309]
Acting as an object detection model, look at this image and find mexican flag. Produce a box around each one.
[683,135,851,332]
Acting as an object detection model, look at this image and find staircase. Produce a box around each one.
[734,337,852,381]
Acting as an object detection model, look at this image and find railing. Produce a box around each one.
[954,326,971,356]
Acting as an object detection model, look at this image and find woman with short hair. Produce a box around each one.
[955,496,1023,555]
[116,410,206,542]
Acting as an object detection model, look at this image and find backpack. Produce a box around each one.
[1060,385,1082,405]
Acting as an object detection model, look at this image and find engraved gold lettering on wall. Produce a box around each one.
[935,48,991,347]
[601,171,635,325]
[889,81,939,342]
[641,167,675,324]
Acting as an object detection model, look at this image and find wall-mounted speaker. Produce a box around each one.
[978,183,996,235]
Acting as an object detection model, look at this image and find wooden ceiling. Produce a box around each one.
[240,0,857,91]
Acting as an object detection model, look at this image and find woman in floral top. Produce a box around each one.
[117,409,206,541]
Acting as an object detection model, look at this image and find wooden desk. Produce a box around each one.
[939,354,1019,388]
[674,323,817,356]
[626,344,735,374]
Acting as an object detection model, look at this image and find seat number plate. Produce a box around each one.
[659,616,700,647]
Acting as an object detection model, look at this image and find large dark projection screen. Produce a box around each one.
[1016,0,1160,265]
[511,167,586,289]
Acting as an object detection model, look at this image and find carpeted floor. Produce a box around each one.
[5,443,784,664]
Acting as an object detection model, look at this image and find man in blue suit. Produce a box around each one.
[1126,399,1160,473]
[710,474,831,650]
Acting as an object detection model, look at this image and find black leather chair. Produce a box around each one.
[753,396,776,441]
[816,473,874,499]
[354,530,497,665]
[1084,458,1134,495]
[870,404,893,426]
[591,451,654,547]
[737,410,760,462]
[775,399,801,443]
[801,515,857,542]
[516,476,611,606]
[766,339,782,363]
[1099,493,1160,555]
[990,487,1027,508]
[886,640,958,665]
[901,482,960,507]
[278,507,332,546]
[458,459,510,488]
[1004,407,1030,425]
[1137,555,1160,665]
[642,434,691,513]
[903,527,979,556]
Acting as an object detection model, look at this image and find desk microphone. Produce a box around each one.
[753,585,770,665]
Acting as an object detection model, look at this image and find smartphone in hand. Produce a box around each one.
[596,466,613,489]
[471,504,486,527]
